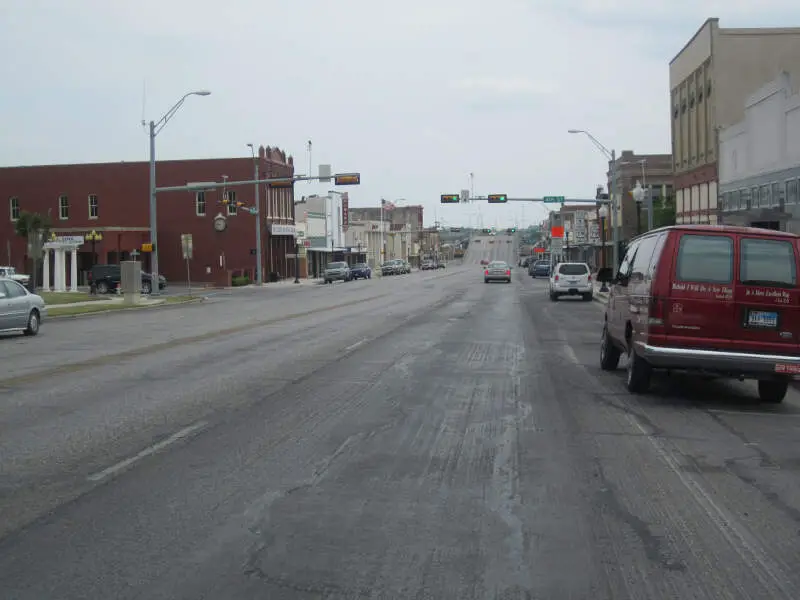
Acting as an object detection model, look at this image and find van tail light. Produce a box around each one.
[648,296,667,333]
[485,270,489,276]
[505,269,511,276]
[554,275,559,281]
[587,274,592,281]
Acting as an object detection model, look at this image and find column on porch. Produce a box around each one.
[42,249,51,292]
[54,248,66,292]
[70,247,78,292]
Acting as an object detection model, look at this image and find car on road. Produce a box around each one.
[324,261,351,283]
[480,259,489,266]
[0,277,45,336]
[549,262,592,301]
[0,266,30,288]
[484,261,512,284]
[88,264,166,294]
[381,259,408,276]
[530,260,551,278]
[421,260,436,271]
[350,263,371,280]
[596,224,800,403]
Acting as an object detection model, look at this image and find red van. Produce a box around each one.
[596,224,800,403]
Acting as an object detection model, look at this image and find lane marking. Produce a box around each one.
[87,420,208,482]
[344,338,369,352]
[707,409,800,418]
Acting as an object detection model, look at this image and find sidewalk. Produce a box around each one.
[47,296,176,309]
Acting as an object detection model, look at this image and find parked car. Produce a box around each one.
[596,224,800,403]
[549,262,592,301]
[324,261,351,283]
[350,263,371,280]
[421,260,436,271]
[88,264,166,294]
[0,277,46,336]
[0,266,30,287]
[484,261,512,284]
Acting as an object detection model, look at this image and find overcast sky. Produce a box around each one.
[2,0,799,228]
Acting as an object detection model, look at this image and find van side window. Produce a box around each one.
[647,232,668,279]
[740,238,797,288]
[676,234,733,284]
[630,235,659,282]
[618,241,639,281]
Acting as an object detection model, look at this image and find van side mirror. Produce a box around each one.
[596,267,613,283]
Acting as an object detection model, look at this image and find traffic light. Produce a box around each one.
[440,194,460,204]
[334,173,361,186]
[488,194,507,203]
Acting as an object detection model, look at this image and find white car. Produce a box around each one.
[549,262,593,301]
[0,266,30,287]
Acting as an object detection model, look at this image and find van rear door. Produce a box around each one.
[732,234,800,357]
[664,232,736,351]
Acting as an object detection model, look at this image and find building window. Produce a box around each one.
[196,191,206,216]
[9,197,20,221]
[226,190,237,215]
[740,188,751,210]
[88,194,99,219]
[788,179,798,205]
[732,189,741,210]
[772,182,783,207]
[59,195,69,220]
[751,187,758,209]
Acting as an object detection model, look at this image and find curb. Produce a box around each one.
[48,297,207,320]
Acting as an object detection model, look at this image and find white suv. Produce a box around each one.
[549,262,593,301]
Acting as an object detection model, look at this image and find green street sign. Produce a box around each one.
[543,196,565,203]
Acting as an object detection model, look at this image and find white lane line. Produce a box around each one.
[707,409,800,418]
[344,338,369,352]
[87,420,208,482]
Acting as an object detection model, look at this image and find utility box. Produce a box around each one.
[120,261,141,306]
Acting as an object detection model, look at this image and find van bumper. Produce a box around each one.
[636,342,800,375]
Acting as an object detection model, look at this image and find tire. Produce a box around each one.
[626,345,651,393]
[484,279,489,284]
[97,281,109,294]
[24,309,40,336]
[583,293,593,301]
[599,325,621,371]
[549,292,557,301]
[758,380,788,404]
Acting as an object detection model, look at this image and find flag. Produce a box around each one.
[382,199,396,211]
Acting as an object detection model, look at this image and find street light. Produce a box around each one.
[246,143,263,285]
[85,229,103,268]
[568,129,619,273]
[597,205,609,292]
[147,89,210,296]
[631,180,645,235]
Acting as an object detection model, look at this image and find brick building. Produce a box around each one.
[1,146,295,286]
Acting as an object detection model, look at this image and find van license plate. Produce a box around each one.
[748,310,778,328]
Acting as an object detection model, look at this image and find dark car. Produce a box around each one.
[530,260,551,278]
[88,264,166,294]
[350,263,371,280]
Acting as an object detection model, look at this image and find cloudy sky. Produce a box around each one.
[2,0,799,228]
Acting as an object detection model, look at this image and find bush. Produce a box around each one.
[231,276,250,287]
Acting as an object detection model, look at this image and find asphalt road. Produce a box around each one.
[3,235,800,598]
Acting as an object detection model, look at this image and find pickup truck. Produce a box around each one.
[0,266,31,287]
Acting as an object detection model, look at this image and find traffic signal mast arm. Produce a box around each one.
[460,196,611,205]
[155,172,360,194]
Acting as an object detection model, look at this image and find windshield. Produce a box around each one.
[558,264,589,275]
[326,262,347,269]
[353,263,368,268]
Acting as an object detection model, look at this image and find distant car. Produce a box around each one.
[0,277,46,336]
[480,259,490,266]
[549,262,592,301]
[421,260,436,271]
[484,261,512,284]
[350,263,371,280]
[530,260,551,278]
[0,266,30,287]
[324,261,351,283]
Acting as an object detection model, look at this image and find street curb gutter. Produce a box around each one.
[48,297,208,321]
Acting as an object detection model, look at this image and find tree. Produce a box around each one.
[14,211,52,291]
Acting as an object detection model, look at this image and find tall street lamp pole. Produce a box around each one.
[568,129,619,273]
[246,143,263,285]
[147,89,210,296]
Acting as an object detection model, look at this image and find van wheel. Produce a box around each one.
[758,380,788,404]
[549,292,557,301]
[626,346,651,393]
[599,326,620,371]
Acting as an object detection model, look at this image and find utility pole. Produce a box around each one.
[247,144,263,285]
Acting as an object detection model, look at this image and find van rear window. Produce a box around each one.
[676,234,733,283]
[558,264,588,275]
[740,238,797,287]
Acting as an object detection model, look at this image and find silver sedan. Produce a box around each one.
[0,277,46,336]
[483,261,512,284]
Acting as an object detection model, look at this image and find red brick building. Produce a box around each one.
[0,146,295,286]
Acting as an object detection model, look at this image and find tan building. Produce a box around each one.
[670,18,800,225]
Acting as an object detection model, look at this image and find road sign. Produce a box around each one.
[440,194,459,204]
[551,239,563,253]
[268,180,293,188]
[141,243,153,252]
[488,194,507,203]
[461,189,469,202]
[181,233,193,260]
[318,164,332,183]
[550,226,564,238]
[543,196,565,203]
[334,172,361,186]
